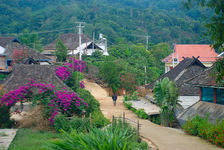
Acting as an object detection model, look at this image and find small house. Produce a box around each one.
[43,33,108,62]
[185,65,224,105]
[146,57,206,109]
[0,37,20,70]
[163,44,218,73]
[178,65,224,126]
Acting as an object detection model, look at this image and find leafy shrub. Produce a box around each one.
[0,106,14,128]
[50,119,148,150]
[136,109,148,119]
[183,115,224,148]
[54,115,71,132]
[54,115,90,133]
[130,91,138,101]
[76,88,100,114]
[124,95,129,101]
[91,111,110,128]
[124,102,132,109]
[150,115,161,125]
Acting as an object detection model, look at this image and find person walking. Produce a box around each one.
[112,93,117,106]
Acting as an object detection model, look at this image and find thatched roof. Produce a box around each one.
[4,42,50,61]
[1,64,68,91]
[0,37,20,48]
[177,101,224,126]
[185,65,224,89]
[146,57,206,96]
[44,33,91,50]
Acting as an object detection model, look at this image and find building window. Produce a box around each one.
[202,87,214,103]
[216,89,224,105]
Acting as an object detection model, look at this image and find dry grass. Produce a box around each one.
[17,105,54,131]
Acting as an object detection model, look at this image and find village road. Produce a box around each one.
[84,79,223,150]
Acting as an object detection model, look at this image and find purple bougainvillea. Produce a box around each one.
[0,80,88,124]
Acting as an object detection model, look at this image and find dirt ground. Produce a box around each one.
[84,79,223,150]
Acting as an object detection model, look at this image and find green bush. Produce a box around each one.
[54,115,71,132]
[150,115,161,125]
[0,106,14,128]
[54,115,90,133]
[91,111,110,128]
[49,119,148,150]
[183,115,224,148]
[124,102,132,110]
[76,88,100,114]
[136,109,148,119]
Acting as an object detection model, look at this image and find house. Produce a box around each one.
[146,57,206,109]
[1,42,51,72]
[0,37,20,70]
[185,65,224,105]
[177,65,224,126]
[43,33,108,62]
[163,44,218,73]
[1,64,68,91]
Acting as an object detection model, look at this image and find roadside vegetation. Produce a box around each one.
[183,115,224,148]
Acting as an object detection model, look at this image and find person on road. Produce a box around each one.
[112,93,117,106]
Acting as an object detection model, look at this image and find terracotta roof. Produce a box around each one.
[0,37,20,48]
[44,33,91,50]
[163,44,218,63]
[146,57,206,96]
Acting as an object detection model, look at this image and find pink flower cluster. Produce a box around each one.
[0,80,88,124]
[80,81,85,88]
[65,58,86,73]
[0,80,55,107]
[48,89,88,123]
[56,66,71,81]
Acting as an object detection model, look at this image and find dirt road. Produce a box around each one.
[84,79,223,150]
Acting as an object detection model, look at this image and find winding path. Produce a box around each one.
[84,79,223,150]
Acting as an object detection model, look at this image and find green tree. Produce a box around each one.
[153,77,179,127]
[18,30,43,52]
[56,39,67,62]
[99,61,121,93]
[185,0,224,51]
[185,0,224,85]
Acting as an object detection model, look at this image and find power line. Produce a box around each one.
[0,27,76,36]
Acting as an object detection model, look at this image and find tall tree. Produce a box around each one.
[185,0,224,51]
[56,39,67,62]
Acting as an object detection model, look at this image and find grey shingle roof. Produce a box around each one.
[44,33,91,50]
[1,64,68,91]
[0,37,20,48]
[185,65,224,89]
[146,57,206,96]
[4,42,50,61]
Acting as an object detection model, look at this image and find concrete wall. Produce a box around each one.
[178,96,199,109]
[0,56,6,70]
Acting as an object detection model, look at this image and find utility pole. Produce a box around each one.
[145,35,150,50]
[76,22,85,60]
[131,34,150,50]
[92,31,95,50]
[144,66,147,85]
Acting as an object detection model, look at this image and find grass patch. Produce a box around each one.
[8,129,60,150]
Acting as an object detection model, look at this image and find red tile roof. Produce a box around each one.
[162,44,218,63]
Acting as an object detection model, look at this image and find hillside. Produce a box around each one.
[0,0,211,46]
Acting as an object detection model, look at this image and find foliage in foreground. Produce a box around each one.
[153,77,179,126]
[124,102,148,119]
[49,120,148,150]
[183,115,224,148]
[8,129,60,150]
